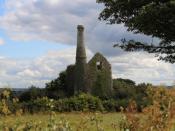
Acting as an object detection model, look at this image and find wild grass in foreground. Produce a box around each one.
[0,112,175,131]
[1,86,175,130]
[0,113,123,131]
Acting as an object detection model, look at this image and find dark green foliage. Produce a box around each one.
[1,80,153,113]
[19,86,45,102]
[19,88,150,113]
[113,78,151,111]
[17,77,152,112]
[135,83,152,111]
[114,39,175,63]
[54,93,104,112]
[88,53,112,99]
[65,65,75,96]
[102,99,118,112]
[92,72,112,99]
[113,78,136,99]
[117,99,129,110]
[45,71,69,99]
[97,0,175,63]
[21,94,104,113]
[21,97,54,113]
[13,72,153,113]
[115,78,136,86]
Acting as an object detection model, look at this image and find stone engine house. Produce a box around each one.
[66,25,112,97]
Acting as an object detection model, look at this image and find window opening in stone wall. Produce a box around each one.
[96,61,102,70]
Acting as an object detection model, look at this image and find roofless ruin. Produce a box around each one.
[66,25,113,98]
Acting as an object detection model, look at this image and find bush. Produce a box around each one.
[20,94,104,113]
[54,93,104,112]
[0,89,22,115]
[21,97,54,113]
[102,99,118,112]
[19,86,45,102]
[118,99,129,110]
[45,71,70,99]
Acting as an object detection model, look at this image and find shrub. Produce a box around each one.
[102,99,118,112]
[0,89,22,115]
[19,86,45,102]
[118,86,175,131]
[54,93,104,112]
[118,99,129,110]
[21,94,104,113]
[21,97,54,113]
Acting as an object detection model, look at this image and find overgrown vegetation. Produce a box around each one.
[17,74,152,112]
[1,72,175,130]
[1,85,175,130]
[0,76,164,114]
[0,113,123,131]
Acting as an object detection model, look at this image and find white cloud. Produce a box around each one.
[0,47,93,88]
[0,0,153,56]
[0,0,174,88]
[45,0,62,5]
[0,38,5,45]
[17,69,41,78]
[0,48,175,88]
[109,52,175,85]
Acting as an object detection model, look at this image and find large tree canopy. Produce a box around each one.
[97,0,175,63]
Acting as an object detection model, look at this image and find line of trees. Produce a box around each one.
[3,70,152,112]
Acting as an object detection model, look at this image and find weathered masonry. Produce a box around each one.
[66,25,113,98]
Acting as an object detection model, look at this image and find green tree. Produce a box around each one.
[97,0,175,63]
[19,85,45,101]
[45,71,69,99]
[112,79,151,111]
[113,78,136,99]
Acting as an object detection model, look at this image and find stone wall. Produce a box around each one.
[87,53,112,98]
[65,25,112,97]
[66,65,75,96]
[74,63,88,94]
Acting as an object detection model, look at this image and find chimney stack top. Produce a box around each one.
[77,25,84,31]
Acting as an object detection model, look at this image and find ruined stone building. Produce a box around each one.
[66,25,112,98]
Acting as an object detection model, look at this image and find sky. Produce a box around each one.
[0,0,174,88]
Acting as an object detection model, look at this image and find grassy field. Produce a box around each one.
[1,113,175,131]
[0,113,124,131]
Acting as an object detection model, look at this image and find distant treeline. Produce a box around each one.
[2,71,173,114]
[0,71,157,113]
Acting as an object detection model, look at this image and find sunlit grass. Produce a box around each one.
[0,112,123,131]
